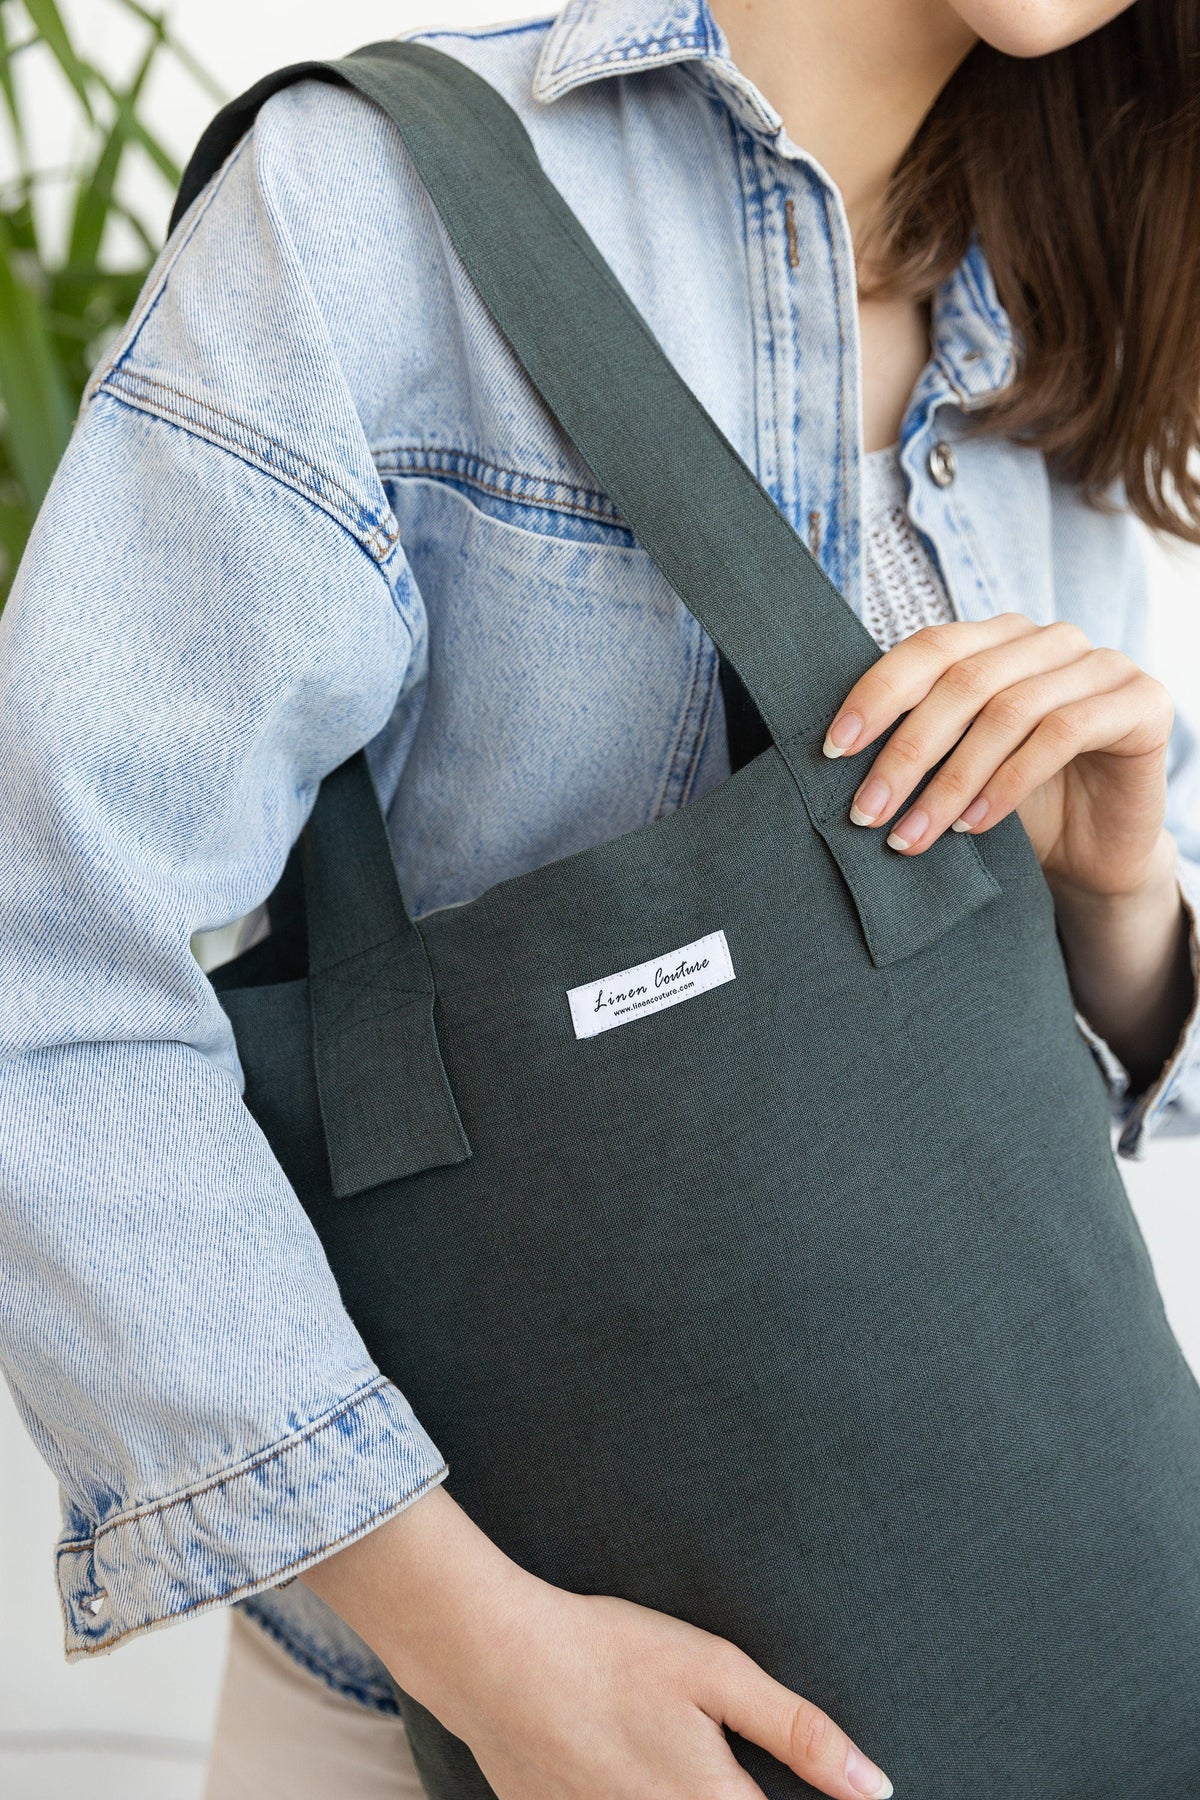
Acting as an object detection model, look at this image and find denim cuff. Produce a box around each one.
[1072,847,1200,1161]
[56,1376,447,1659]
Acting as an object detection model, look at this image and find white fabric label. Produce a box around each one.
[567,929,735,1040]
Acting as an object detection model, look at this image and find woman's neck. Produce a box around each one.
[708,0,976,254]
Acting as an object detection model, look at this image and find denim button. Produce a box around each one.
[929,441,957,488]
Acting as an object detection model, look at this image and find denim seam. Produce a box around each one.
[674,635,721,810]
[961,244,1011,343]
[100,365,395,554]
[96,372,400,563]
[753,147,787,512]
[238,1602,400,1715]
[63,1463,449,1658]
[541,31,709,94]
[57,1376,394,1552]
[376,446,624,527]
[818,179,852,597]
[82,137,253,414]
[940,494,1003,618]
[731,130,775,528]
[650,609,708,821]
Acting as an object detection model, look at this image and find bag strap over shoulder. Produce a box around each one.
[177,41,1002,1194]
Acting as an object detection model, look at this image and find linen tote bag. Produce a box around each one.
[183,42,1200,1798]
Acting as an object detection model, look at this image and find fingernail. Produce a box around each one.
[849,776,889,826]
[823,711,864,758]
[951,796,989,832]
[846,1744,894,1797]
[886,808,927,851]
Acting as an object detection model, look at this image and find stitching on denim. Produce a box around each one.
[104,370,369,524]
[961,244,1011,342]
[83,136,254,411]
[65,1465,449,1658]
[238,1603,400,1715]
[683,56,780,137]
[937,495,1004,624]
[819,180,852,598]
[56,1376,394,1554]
[732,130,773,520]
[97,374,399,562]
[759,157,791,521]
[541,31,709,94]
[654,612,713,821]
[376,445,624,527]
[675,637,720,809]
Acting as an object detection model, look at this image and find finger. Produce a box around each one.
[698,1645,894,1799]
[822,610,1037,759]
[883,647,1139,852]
[944,674,1173,841]
[842,620,1096,829]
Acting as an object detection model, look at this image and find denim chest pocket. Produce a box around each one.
[380,473,728,919]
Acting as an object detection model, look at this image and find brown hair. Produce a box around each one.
[868,1,1200,542]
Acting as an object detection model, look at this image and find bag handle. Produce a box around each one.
[176,41,1002,1193]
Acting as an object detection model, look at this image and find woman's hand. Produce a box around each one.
[821,611,1173,895]
[301,1485,894,1800]
[822,611,1194,1087]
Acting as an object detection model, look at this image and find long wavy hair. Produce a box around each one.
[869,1,1200,541]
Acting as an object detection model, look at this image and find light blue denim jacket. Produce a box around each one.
[2,0,1199,1712]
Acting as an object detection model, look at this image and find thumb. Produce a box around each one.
[698,1644,894,1800]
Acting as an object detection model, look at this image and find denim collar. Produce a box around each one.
[532,0,1016,406]
[532,1,725,102]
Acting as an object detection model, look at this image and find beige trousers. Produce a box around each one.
[204,1607,427,1799]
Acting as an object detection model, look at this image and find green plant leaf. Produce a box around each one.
[68,31,158,269]
[0,490,33,603]
[0,211,75,508]
[21,0,95,122]
[0,3,26,151]
[112,0,226,103]
[89,66,179,185]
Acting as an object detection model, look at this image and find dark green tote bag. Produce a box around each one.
[181,41,1200,1798]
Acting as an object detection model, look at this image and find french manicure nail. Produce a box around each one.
[886,808,927,851]
[951,796,990,832]
[845,1744,894,1797]
[823,710,864,758]
[849,776,889,826]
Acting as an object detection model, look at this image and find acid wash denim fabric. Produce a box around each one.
[1,0,1199,1712]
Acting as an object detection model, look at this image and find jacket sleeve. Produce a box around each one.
[0,93,448,1659]
[1071,535,1200,1160]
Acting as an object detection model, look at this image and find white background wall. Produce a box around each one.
[2,5,1198,1796]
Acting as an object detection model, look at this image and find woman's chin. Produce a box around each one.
[953,0,1136,59]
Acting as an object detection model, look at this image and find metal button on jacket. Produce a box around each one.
[929,440,958,487]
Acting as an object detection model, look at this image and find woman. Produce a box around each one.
[2,0,1199,1796]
